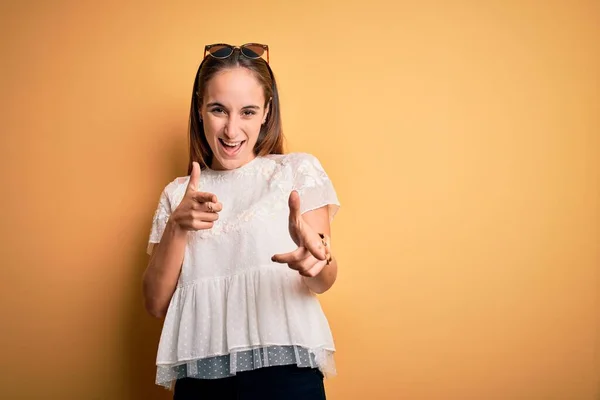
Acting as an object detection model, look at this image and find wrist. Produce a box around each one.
[302,256,337,294]
[166,217,187,240]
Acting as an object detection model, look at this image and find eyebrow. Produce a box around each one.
[206,102,261,110]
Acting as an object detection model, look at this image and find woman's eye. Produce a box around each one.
[242,110,256,116]
[211,108,225,114]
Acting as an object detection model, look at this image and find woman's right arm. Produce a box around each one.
[142,219,189,318]
[142,162,221,319]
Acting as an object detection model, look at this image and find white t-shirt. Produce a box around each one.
[147,152,340,389]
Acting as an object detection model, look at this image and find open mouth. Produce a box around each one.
[219,138,245,156]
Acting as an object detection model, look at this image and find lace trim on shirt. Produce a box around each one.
[156,345,336,390]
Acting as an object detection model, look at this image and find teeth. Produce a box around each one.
[221,139,242,147]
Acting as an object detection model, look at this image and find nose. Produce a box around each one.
[223,115,240,139]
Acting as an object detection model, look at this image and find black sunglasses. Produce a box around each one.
[204,43,269,63]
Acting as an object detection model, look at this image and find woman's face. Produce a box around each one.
[201,67,269,171]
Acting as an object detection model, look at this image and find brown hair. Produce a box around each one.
[187,49,285,173]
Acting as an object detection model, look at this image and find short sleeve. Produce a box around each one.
[291,153,340,222]
[147,185,173,255]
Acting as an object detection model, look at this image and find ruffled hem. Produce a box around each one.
[156,345,336,390]
[156,264,335,363]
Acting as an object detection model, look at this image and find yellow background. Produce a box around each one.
[1,1,598,399]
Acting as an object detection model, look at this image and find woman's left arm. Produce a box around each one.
[272,191,338,294]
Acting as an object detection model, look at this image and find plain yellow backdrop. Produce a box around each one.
[1,1,598,399]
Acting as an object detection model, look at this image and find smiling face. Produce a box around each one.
[200,67,270,170]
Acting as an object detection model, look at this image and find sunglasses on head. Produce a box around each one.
[204,43,269,63]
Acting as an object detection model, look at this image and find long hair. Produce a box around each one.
[187,49,285,173]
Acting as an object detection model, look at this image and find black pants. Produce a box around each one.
[173,365,326,400]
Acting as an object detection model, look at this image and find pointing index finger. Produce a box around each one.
[192,191,217,204]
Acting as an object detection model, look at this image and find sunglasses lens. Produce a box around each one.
[241,44,265,59]
[208,45,233,58]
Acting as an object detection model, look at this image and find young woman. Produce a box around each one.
[143,43,340,400]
